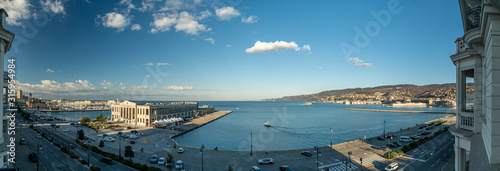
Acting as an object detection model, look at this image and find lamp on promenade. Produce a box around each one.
[250,132,253,155]
[330,128,333,148]
[200,144,205,171]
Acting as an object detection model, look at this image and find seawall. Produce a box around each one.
[171,110,233,139]
[344,108,456,114]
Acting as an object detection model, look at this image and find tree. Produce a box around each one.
[99,140,105,152]
[78,130,85,140]
[80,117,91,124]
[124,146,134,162]
[167,153,174,166]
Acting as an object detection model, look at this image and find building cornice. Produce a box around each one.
[0,28,14,52]
[451,48,481,64]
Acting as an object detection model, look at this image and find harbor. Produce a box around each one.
[344,108,456,114]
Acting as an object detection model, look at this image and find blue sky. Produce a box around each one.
[1,0,463,101]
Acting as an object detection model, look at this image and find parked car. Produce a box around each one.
[421,131,431,135]
[28,153,38,162]
[258,158,274,165]
[101,157,112,165]
[178,148,184,153]
[385,162,398,171]
[301,151,312,157]
[130,130,138,134]
[386,143,397,148]
[175,160,184,169]
[36,134,42,139]
[377,137,385,140]
[70,123,75,125]
[67,144,75,149]
[279,165,293,171]
[130,140,135,144]
[392,142,402,146]
[410,135,421,140]
[400,136,413,142]
[104,137,115,142]
[20,138,26,145]
[63,128,69,132]
[150,155,158,163]
[157,157,166,165]
[129,134,138,139]
[250,166,261,171]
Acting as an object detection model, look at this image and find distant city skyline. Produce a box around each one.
[2,0,462,101]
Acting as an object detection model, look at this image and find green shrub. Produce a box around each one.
[90,166,101,171]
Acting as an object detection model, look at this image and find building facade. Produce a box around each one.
[111,101,199,127]
[0,9,15,168]
[450,0,500,170]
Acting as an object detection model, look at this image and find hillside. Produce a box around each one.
[269,83,457,102]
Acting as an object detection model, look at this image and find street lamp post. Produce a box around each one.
[330,128,333,148]
[347,151,352,171]
[250,132,253,155]
[200,144,205,171]
[314,146,321,171]
[383,120,386,138]
[37,144,41,171]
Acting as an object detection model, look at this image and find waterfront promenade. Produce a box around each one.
[345,108,456,114]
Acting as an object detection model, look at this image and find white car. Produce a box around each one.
[36,134,42,139]
[63,128,69,132]
[157,157,166,165]
[129,134,138,139]
[178,148,184,153]
[175,160,184,169]
[104,137,115,142]
[258,158,274,165]
[385,162,398,171]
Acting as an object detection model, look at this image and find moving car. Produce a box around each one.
[386,143,397,148]
[175,160,184,169]
[28,153,38,162]
[157,157,166,165]
[101,157,112,165]
[258,158,274,165]
[129,134,138,139]
[301,151,312,157]
[251,166,261,171]
[36,134,42,139]
[130,140,135,144]
[63,128,69,132]
[67,144,75,149]
[178,148,184,153]
[385,162,398,171]
[392,142,402,146]
[279,165,293,171]
[410,135,421,140]
[377,137,385,140]
[150,155,158,163]
[104,137,115,142]
[20,138,26,145]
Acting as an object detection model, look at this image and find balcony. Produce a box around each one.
[460,111,475,131]
[465,7,481,33]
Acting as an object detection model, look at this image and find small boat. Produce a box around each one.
[264,120,271,127]
[304,102,313,106]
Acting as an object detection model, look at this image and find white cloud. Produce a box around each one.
[302,45,311,52]
[46,69,54,73]
[150,12,177,33]
[143,62,170,66]
[205,37,214,44]
[119,83,126,90]
[40,0,65,15]
[215,7,240,20]
[0,0,32,26]
[241,15,257,23]
[196,10,211,20]
[97,12,131,32]
[226,44,232,48]
[245,41,302,53]
[101,80,114,88]
[175,11,210,35]
[349,57,372,67]
[119,0,135,13]
[129,85,151,89]
[161,86,195,90]
[18,80,97,93]
[131,24,142,31]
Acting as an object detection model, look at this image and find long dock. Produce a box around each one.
[172,110,233,138]
[344,108,456,114]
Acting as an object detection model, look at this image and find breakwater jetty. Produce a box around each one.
[172,110,233,138]
[344,108,455,114]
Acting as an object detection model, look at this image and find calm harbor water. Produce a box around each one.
[42,101,454,151]
[175,101,454,151]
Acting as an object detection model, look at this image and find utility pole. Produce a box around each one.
[330,128,333,148]
[119,136,121,157]
[383,120,386,138]
[200,144,205,171]
[37,144,40,171]
[87,148,90,166]
[250,132,253,155]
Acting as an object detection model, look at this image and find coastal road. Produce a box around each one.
[36,125,137,171]
[18,126,89,171]
[371,131,454,171]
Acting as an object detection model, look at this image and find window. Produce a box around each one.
[463,69,474,112]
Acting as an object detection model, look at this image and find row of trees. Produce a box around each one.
[80,113,107,124]
[78,129,135,162]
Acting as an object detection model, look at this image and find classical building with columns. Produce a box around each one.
[450,0,500,170]
[111,100,199,127]
[0,9,15,168]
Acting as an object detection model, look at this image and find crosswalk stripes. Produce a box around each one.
[352,154,386,167]
[328,163,358,171]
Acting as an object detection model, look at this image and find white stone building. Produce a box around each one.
[0,9,15,168]
[450,0,500,170]
[111,100,198,127]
